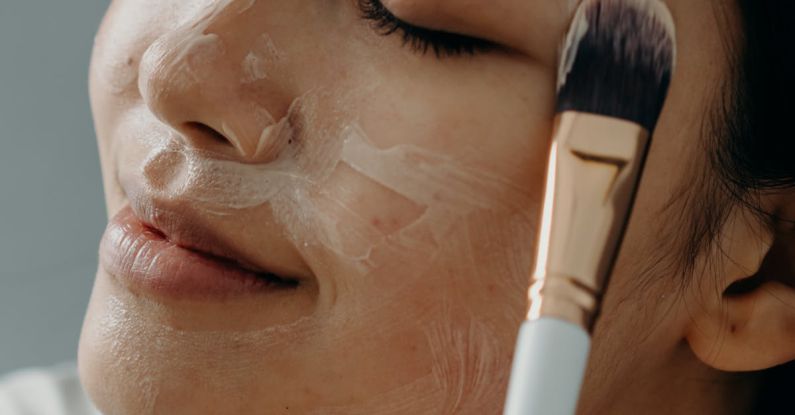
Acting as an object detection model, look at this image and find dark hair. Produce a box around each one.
[684,1,795,413]
[673,0,795,278]
[733,2,795,413]
[720,0,795,193]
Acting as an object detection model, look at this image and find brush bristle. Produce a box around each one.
[556,0,676,131]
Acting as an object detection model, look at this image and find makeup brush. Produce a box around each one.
[503,0,675,414]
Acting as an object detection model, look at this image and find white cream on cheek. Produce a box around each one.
[109,0,538,411]
[308,307,514,414]
[128,113,529,265]
[127,14,529,263]
[117,103,532,412]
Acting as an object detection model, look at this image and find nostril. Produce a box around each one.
[183,121,231,147]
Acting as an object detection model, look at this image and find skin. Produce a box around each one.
[79,0,795,414]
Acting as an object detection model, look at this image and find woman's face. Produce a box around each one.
[80,1,740,413]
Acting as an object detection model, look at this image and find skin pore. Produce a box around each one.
[79,0,795,414]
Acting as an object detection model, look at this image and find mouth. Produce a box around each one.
[100,206,300,301]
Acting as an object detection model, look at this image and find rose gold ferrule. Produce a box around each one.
[527,111,650,333]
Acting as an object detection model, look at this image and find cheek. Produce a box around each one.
[86,1,555,410]
[285,58,551,410]
[300,62,552,365]
[355,53,556,184]
[294,46,557,337]
[315,53,553,278]
[91,1,173,97]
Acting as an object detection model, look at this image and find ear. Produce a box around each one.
[686,205,795,372]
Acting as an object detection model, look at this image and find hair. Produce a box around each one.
[674,0,795,412]
[719,0,795,193]
[732,2,795,412]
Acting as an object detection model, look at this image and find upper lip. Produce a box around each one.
[112,126,311,284]
[127,201,300,282]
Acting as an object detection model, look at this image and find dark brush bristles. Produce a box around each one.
[556,0,676,131]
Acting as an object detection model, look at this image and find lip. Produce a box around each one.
[100,206,298,300]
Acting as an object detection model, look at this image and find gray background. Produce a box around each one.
[0,2,109,373]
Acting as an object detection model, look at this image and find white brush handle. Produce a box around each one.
[503,318,591,415]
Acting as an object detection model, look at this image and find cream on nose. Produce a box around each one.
[136,0,292,163]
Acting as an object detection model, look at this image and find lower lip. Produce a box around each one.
[100,207,288,300]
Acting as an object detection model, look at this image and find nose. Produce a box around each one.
[137,1,292,162]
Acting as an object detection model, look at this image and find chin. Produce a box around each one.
[77,271,253,415]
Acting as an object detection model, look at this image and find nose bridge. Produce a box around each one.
[138,0,291,161]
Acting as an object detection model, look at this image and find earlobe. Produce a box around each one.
[686,211,795,372]
[688,280,795,372]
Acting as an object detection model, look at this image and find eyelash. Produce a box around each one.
[357,0,496,58]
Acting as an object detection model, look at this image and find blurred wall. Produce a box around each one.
[0,1,108,373]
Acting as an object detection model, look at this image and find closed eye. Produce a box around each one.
[357,0,497,58]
